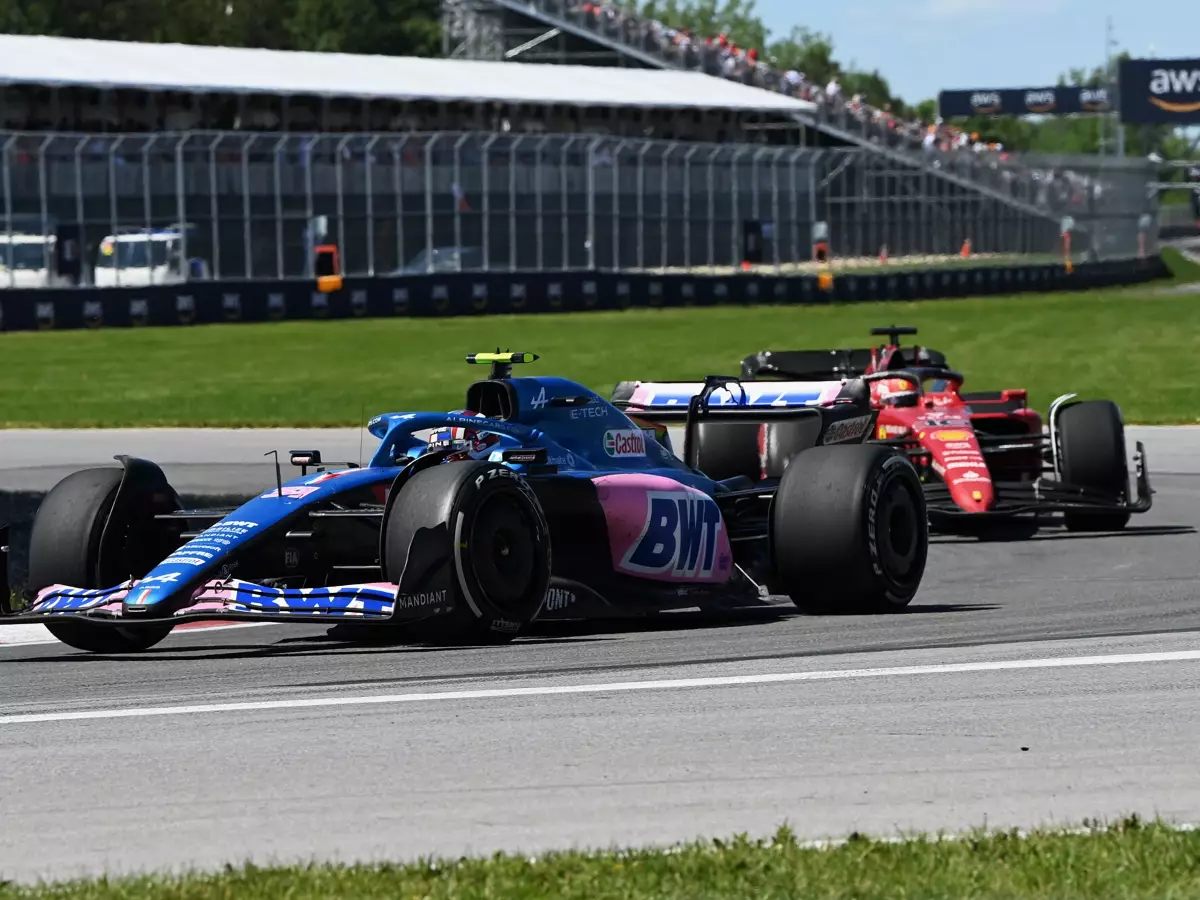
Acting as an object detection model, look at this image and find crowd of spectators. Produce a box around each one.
[562,0,1006,160]
[547,0,1148,219]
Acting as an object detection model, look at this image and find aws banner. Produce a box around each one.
[937,86,1113,118]
[1118,58,1200,124]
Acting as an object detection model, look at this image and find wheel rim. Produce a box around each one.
[468,492,536,613]
[877,478,920,582]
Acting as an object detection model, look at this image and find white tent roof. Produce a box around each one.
[0,33,817,114]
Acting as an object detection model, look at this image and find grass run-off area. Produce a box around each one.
[2,819,1197,899]
[1,282,1198,427]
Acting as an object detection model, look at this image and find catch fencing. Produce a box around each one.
[0,130,1159,286]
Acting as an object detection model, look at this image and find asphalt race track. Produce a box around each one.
[1,426,1199,883]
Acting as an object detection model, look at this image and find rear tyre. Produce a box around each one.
[384,461,551,643]
[1057,400,1131,532]
[770,445,927,612]
[27,467,174,653]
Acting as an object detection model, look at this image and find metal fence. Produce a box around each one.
[0,130,1158,287]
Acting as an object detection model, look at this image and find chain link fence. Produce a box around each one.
[0,130,1158,288]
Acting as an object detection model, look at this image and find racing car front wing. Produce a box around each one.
[12,578,452,627]
[921,441,1152,518]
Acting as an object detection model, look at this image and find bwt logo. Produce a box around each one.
[622,492,726,579]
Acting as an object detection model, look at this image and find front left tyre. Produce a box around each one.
[1057,400,1132,532]
[383,461,552,643]
[27,467,175,653]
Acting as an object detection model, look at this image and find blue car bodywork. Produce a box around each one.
[2,354,882,643]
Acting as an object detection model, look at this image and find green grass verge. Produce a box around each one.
[2,283,1198,427]
[1162,245,1200,283]
[2,819,1197,899]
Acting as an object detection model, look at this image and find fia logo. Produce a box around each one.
[531,387,548,409]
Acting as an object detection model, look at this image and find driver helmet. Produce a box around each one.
[870,376,920,408]
[428,410,502,460]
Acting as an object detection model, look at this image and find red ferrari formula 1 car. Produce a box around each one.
[739,325,1152,536]
[615,325,1151,538]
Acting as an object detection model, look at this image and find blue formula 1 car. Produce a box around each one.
[0,352,928,654]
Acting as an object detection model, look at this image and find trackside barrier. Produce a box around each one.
[0,257,1171,333]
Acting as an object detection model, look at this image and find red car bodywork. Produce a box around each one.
[858,344,1044,516]
[734,327,1150,527]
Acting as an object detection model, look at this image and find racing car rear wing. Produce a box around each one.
[614,375,876,471]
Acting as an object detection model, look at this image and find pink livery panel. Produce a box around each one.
[592,473,733,583]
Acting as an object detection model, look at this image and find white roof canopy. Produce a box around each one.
[0,33,817,114]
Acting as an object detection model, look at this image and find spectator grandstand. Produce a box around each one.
[438,0,1160,251]
[0,31,1157,287]
[442,0,1004,159]
[0,33,814,144]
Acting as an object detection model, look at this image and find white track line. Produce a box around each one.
[3,648,1199,726]
[0,621,270,647]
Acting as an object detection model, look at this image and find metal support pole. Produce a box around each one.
[559,137,578,271]
[751,147,768,221]
[682,145,699,270]
[750,146,768,272]
[110,136,127,286]
[534,135,550,271]
[0,136,15,285]
[661,142,676,270]
[509,136,521,272]
[365,135,379,276]
[807,151,821,258]
[636,142,651,271]
[770,148,781,273]
[272,135,287,279]
[73,137,87,284]
[207,134,222,280]
[302,135,320,277]
[452,133,470,272]
[586,137,603,271]
[140,136,156,273]
[706,146,720,271]
[242,135,256,279]
[423,135,438,273]
[38,135,54,278]
[731,145,745,268]
[174,135,187,283]
[336,134,352,274]
[481,133,499,272]
[393,136,410,271]
[611,140,626,272]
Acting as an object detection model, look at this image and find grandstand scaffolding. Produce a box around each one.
[440,0,638,66]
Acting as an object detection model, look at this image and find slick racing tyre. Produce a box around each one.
[27,467,175,653]
[1057,400,1131,532]
[384,460,551,643]
[770,445,927,612]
